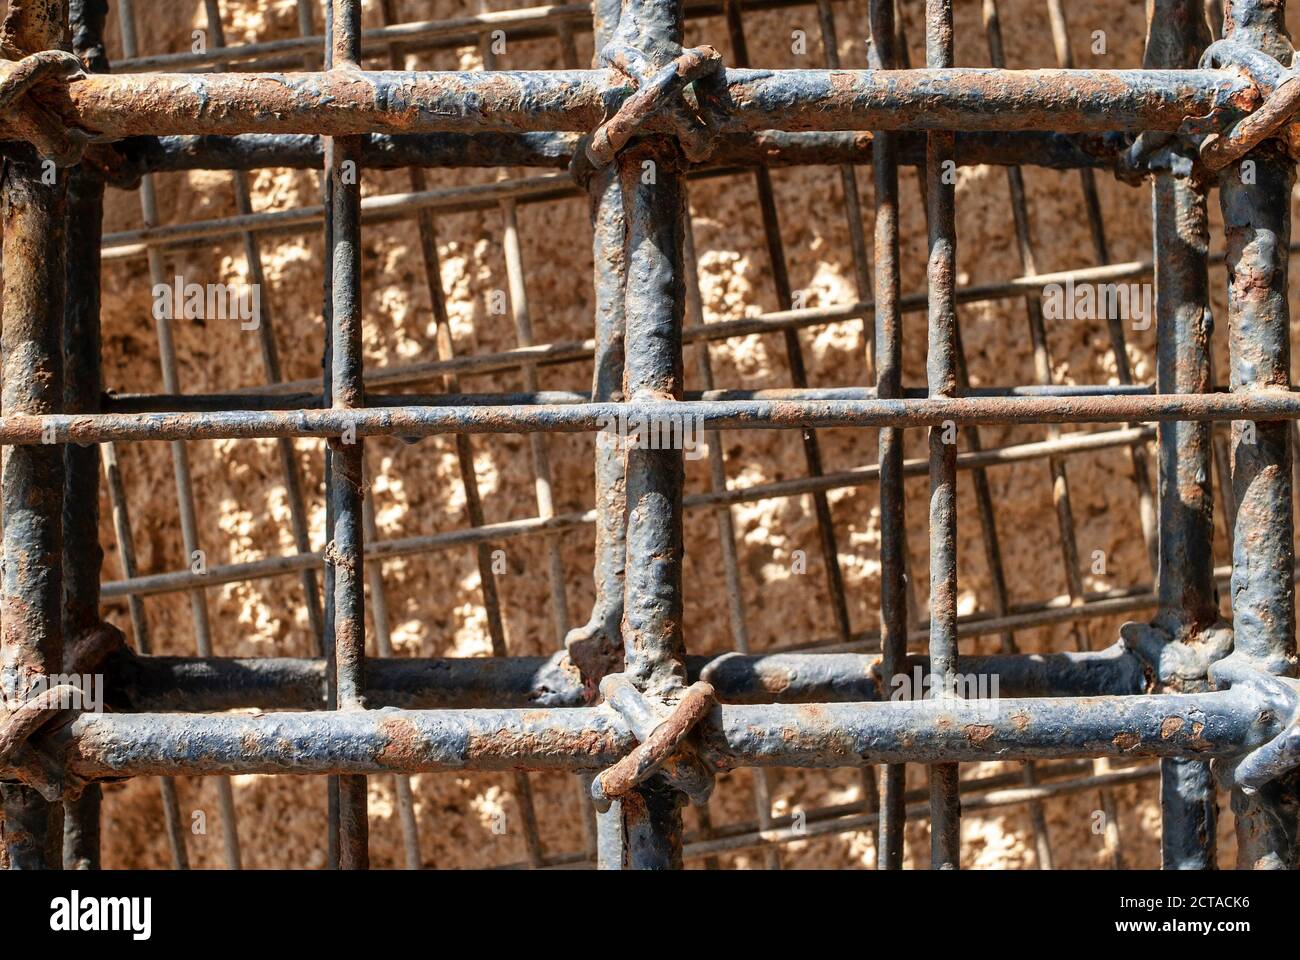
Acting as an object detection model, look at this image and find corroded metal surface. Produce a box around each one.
[4,0,1300,873]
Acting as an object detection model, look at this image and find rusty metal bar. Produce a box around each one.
[473,0,552,872]
[1046,0,1160,580]
[58,0,109,872]
[4,0,1300,874]
[100,645,1145,713]
[682,192,780,868]
[1217,0,1299,871]
[925,0,960,871]
[605,0,693,870]
[0,0,68,872]
[722,0,852,652]
[109,0,821,73]
[1145,0,1221,871]
[16,66,1253,140]
[115,0,243,870]
[201,0,326,653]
[870,0,906,870]
[7,684,1286,782]
[79,129,1133,182]
[326,0,369,871]
[23,392,1300,447]
[570,0,628,868]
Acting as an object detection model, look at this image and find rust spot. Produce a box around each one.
[1112,731,1140,751]
[376,715,423,768]
[963,724,995,744]
[1187,721,1213,752]
[1160,716,1184,739]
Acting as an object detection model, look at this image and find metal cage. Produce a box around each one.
[0,0,1298,870]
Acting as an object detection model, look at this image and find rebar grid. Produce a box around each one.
[1,0,1300,871]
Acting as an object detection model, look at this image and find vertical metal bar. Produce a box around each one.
[372,0,547,870]
[364,0,428,874]
[298,0,320,70]
[719,0,882,871]
[100,447,148,666]
[1145,0,1218,871]
[682,196,780,869]
[924,0,960,872]
[574,0,629,870]
[476,6,572,868]
[1035,0,1128,869]
[115,0,242,870]
[614,0,690,870]
[200,0,325,646]
[327,0,369,870]
[810,0,882,855]
[321,0,341,871]
[814,0,874,374]
[1206,0,1225,41]
[61,787,99,871]
[1045,0,1160,578]
[1214,427,1238,537]
[869,0,906,872]
[369,3,423,868]
[722,0,852,647]
[60,0,109,872]
[0,0,68,873]
[100,444,189,867]
[988,0,1135,871]
[358,463,421,868]
[1218,0,1299,872]
[477,7,572,652]
[890,14,930,668]
[901,128,1088,867]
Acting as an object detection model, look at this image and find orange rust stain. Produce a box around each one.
[963,724,995,744]
[1160,717,1184,739]
[1112,731,1140,751]
[376,716,423,768]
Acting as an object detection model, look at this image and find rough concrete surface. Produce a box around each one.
[4,0,1299,868]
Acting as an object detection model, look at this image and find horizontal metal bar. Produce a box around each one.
[115,3,596,72]
[32,67,1250,142]
[102,384,1155,414]
[96,424,1150,600]
[505,760,1161,868]
[14,393,1300,446]
[228,245,1281,399]
[14,686,1268,782]
[110,0,823,73]
[678,762,1161,863]
[84,130,1123,182]
[101,550,1196,652]
[101,173,574,259]
[99,644,1141,712]
[703,691,1261,769]
[99,177,1157,263]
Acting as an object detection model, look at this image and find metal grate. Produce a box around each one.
[1,0,1299,870]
